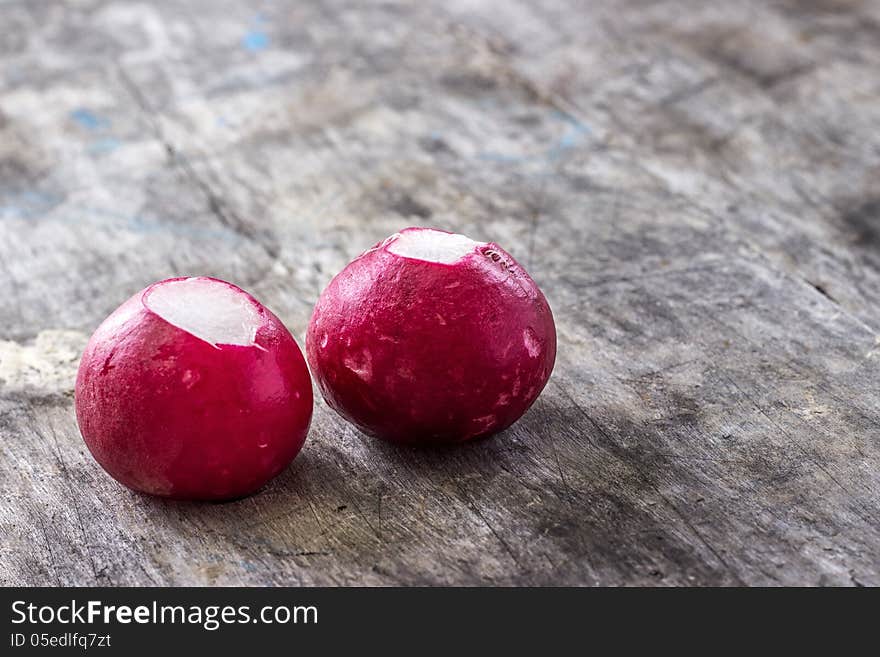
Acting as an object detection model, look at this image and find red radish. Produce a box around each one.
[307,227,556,444]
[75,277,312,500]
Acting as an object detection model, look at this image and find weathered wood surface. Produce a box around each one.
[1,0,879,586]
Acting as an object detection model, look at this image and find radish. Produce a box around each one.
[307,227,556,444]
[75,277,313,500]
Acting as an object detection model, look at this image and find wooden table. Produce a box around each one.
[1,0,878,586]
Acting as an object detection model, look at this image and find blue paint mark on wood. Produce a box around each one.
[0,191,63,220]
[478,110,592,164]
[88,138,122,154]
[243,30,269,51]
[70,108,109,131]
[1,192,245,245]
[547,114,591,160]
[243,13,271,51]
[69,109,121,154]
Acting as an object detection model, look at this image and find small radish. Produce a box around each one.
[307,227,556,444]
[75,277,312,500]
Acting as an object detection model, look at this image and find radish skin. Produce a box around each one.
[307,227,556,444]
[75,277,313,500]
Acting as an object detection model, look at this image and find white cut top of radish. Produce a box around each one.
[386,228,485,264]
[145,277,263,348]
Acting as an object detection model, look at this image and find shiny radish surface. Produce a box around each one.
[307,227,556,444]
[75,277,313,500]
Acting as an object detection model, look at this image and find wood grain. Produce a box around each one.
[1,0,878,586]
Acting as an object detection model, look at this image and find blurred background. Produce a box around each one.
[3,0,878,343]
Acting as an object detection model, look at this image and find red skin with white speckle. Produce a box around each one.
[306,228,556,444]
[75,278,313,500]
